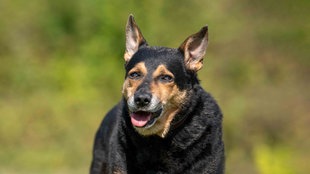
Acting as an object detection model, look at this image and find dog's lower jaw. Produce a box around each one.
[133,108,179,138]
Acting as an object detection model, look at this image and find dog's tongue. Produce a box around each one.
[130,112,152,127]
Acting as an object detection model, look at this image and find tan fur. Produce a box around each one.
[122,62,147,99]
[112,168,124,174]
[124,52,132,62]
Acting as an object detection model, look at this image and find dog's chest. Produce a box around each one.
[128,136,194,172]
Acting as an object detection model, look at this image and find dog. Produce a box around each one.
[90,15,224,174]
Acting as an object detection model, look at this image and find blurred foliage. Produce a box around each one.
[0,0,309,173]
[254,144,295,174]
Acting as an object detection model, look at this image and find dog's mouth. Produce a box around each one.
[130,109,162,128]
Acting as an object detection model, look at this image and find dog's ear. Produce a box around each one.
[179,25,208,72]
[124,15,147,63]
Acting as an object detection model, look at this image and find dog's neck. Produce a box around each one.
[169,84,202,131]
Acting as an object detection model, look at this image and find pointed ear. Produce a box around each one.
[179,25,208,72]
[124,15,147,63]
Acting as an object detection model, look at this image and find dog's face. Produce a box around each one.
[122,15,208,137]
[123,48,188,137]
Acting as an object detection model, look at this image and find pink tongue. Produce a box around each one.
[130,112,152,127]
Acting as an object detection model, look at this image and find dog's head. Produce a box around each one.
[122,15,208,137]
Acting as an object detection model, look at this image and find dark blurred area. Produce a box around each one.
[0,0,309,173]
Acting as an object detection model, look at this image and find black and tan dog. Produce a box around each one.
[90,15,224,174]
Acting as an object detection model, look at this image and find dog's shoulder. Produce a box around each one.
[199,87,222,121]
[95,101,126,140]
[194,86,223,134]
[91,101,127,173]
[188,85,222,121]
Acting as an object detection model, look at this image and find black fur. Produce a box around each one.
[90,17,224,174]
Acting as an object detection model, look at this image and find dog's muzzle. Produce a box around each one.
[127,95,163,128]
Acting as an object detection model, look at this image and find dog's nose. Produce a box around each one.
[134,93,151,107]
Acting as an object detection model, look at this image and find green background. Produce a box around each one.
[0,0,309,173]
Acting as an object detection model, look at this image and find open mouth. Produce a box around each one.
[130,109,162,128]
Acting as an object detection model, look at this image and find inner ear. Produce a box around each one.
[124,15,148,63]
[179,25,208,72]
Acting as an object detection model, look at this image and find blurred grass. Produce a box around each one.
[254,144,295,174]
[0,0,309,173]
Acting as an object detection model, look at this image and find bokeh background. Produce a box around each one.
[0,0,309,173]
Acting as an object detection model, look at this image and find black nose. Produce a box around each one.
[134,93,151,107]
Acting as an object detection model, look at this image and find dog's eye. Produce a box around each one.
[159,75,174,83]
[128,72,142,79]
